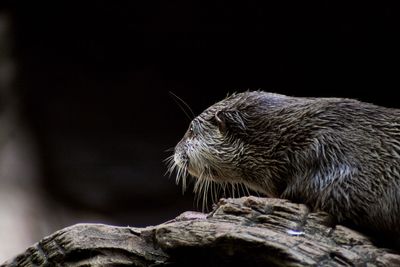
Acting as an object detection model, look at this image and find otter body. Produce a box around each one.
[172,91,400,236]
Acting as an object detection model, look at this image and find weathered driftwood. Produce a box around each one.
[3,197,400,266]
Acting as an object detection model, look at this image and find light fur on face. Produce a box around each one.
[166,115,251,210]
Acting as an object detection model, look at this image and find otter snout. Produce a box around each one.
[174,140,189,169]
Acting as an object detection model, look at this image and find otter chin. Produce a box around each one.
[168,91,400,238]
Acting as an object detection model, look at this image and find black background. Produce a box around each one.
[2,2,399,227]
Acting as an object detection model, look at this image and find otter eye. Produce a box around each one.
[187,123,196,138]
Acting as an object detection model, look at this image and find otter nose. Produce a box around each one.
[174,142,189,166]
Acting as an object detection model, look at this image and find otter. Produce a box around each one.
[168,91,400,238]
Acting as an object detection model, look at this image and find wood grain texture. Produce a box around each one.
[3,197,400,266]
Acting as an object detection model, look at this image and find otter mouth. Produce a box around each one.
[172,145,210,181]
[166,150,253,211]
[187,165,200,178]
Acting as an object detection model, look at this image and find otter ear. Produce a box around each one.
[214,110,246,133]
[215,111,227,132]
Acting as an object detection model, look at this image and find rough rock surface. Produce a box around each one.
[2,197,400,266]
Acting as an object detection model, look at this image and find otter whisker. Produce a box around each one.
[176,164,182,182]
[181,165,188,194]
[192,171,221,212]
[209,181,214,204]
[164,147,175,153]
[164,155,176,177]
[235,183,241,197]
[163,154,172,163]
[243,183,251,196]
[231,183,236,198]
[194,176,205,210]
[222,182,227,197]
[211,181,217,204]
[169,91,195,121]
[203,179,210,212]
[168,156,190,195]
[225,182,231,197]
[238,183,245,197]
[165,164,174,178]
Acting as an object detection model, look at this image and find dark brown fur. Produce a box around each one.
[170,91,400,238]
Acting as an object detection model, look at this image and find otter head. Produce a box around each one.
[169,91,295,204]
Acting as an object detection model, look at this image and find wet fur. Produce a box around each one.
[170,91,400,237]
